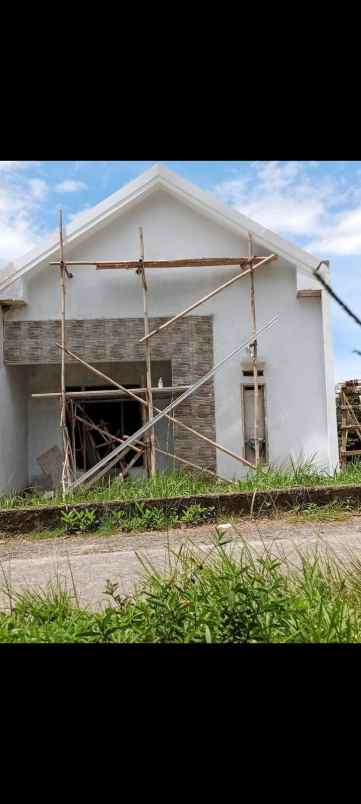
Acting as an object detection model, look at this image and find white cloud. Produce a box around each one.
[214,161,361,256]
[215,161,335,239]
[55,179,88,193]
[308,206,361,256]
[29,178,48,201]
[0,171,46,265]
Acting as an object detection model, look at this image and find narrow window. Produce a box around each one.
[242,384,267,464]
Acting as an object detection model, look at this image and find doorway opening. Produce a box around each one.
[66,386,144,472]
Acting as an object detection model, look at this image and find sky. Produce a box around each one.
[0,159,360,383]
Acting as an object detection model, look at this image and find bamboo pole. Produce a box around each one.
[138,226,156,477]
[59,210,72,493]
[67,316,279,491]
[31,386,189,400]
[248,233,259,467]
[55,342,257,470]
[49,257,271,269]
[139,253,276,344]
[154,446,229,483]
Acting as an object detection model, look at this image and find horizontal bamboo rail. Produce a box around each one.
[49,257,268,270]
[32,386,189,400]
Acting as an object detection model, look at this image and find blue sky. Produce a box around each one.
[0,160,360,382]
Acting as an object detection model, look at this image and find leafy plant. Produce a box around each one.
[61,508,97,533]
[180,504,209,524]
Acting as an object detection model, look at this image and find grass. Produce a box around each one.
[286,500,359,523]
[1,459,361,511]
[3,537,361,642]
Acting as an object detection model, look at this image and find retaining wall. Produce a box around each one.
[0,483,361,534]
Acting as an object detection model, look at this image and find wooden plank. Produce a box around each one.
[67,316,279,491]
[296,290,322,299]
[37,446,63,487]
[139,253,276,344]
[49,256,275,269]
[0,299,27,308]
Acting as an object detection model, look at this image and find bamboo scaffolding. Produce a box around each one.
[248,233,259,467]
[137,226,156,477]
[55,342,258,471]
[75,412,225,482]
[138,254,276,344]
[67,316,279,492]
[49,257,269,270]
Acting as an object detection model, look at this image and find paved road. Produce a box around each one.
[1,515,361,611]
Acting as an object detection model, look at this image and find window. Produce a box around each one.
[242,384,267,464]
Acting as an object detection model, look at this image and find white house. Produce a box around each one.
[0,164,339,492]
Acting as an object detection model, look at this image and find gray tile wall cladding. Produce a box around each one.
[4,316,216,470]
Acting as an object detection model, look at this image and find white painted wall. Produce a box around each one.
[0,310,28,492]
[5,188,336,484]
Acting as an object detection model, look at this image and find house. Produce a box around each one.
[0,164,339,492]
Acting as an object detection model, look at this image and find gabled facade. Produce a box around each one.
[0,165,339,492]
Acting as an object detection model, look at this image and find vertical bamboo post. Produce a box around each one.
[59,210,72,493]
[248,233,259,467]
[138,227,156,477]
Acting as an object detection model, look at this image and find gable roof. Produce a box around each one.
[0,163,322,295]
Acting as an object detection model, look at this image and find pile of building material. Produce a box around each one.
[336,379,361,466]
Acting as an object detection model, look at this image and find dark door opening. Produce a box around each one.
[66,387,144,472]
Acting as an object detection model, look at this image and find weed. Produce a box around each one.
[3,542,361,642]
[61,508,97,533]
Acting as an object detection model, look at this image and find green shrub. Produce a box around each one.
[61,508,97,533]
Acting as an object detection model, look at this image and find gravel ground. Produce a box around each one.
[1,515,361,611]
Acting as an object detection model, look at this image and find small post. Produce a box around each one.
[248,233,259,467]
[138,226,156,477]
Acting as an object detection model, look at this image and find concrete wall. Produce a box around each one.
[4,187,334,482]
[0,310,28,492]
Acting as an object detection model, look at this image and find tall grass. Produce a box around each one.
[1,459,361,511]
[2,538,361,642]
